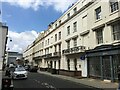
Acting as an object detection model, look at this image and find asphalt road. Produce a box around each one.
[13,72,102,90]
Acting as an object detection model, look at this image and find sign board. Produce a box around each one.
[80,55,85,60]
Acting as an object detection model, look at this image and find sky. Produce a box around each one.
[1,0,77,53]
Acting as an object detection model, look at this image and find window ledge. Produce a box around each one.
[73,31,77,33]
[95,43,105,47]
[112,40,120,45]
[95,18,102,23]
[109,10,119,16]
[80,30,90,36]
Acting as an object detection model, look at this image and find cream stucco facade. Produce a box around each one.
[23,0,120,81]
[0,22,8,70]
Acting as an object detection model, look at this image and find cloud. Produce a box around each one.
[2,0,77,12]
[7,30,38,53]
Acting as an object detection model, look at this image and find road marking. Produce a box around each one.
[41,82,58,90]
[32,79,58,90]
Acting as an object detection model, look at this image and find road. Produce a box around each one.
[13,72,102,90]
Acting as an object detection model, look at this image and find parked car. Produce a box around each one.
[12,67,28,79]
[29,66,38,72]
[24,65,30,71]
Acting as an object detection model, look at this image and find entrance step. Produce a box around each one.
[103,79,111,83]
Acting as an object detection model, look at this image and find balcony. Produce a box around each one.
[53,52,61,57]
[62,46,86,55]
[42,53,52,59]
[33,56,42,60]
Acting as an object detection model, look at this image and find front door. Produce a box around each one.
[103,56,111,80]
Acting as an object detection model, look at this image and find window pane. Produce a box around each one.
[112,22,120,40]
[96,28,103,44]
[59,32,61,40]
[67,26,70,35]
[73,22,77,32]
[74,38,77,47]
[110,2,119,12]
[95,7,101,20]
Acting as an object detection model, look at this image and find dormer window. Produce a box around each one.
[59,20,61,25]
[67,13,70,18]
[55,24,57,28]
[73,7,77,13]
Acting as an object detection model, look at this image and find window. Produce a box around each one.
[59,44,61,52]
[82,15,87,31]
[67,26,70,35]
[96,28,103,44]
[67,40,70,49]
[73,7,77,13]
[54,45,57,52]
[51,36,53,44]
[42,42,44,48]
[67,13,70,18]
[47,48,49,54]
[59,32,61,40]
[110,1,119,12]
[55,34,57,41]
[95,7,101,20]
[112,22,120,40]
[48,39,49,45]
[55,24,57,28]
[45,49,46,54]
[73,38,77,47]
[73,22,77,32]
[67,59,70,70]
[74,59,77,71]
[46,40,47,46]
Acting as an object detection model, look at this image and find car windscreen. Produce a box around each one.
[15,68,26,71]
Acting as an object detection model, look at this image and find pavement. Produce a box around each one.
[38,70,118,90]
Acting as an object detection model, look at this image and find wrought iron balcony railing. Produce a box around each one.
[62,46,86,55]
[33,56,42,60]
[53,52,61,57]
[42,53,52,58]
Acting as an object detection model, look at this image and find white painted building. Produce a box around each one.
[23,0,120,82]
[0,22,8,70]
[5,51,23,65]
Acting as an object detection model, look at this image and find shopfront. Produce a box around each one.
[86,45,120,82]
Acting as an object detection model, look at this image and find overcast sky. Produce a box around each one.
[2,0,77,53]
